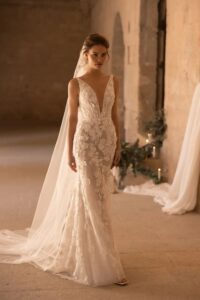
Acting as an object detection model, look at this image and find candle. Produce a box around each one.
[152,146,156,158]
[147,133,153,143]
[146,139,149,144]
[157,168,161,181]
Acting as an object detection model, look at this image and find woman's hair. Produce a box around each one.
[82,33,109,54]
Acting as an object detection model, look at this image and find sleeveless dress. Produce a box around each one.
[0,74,126,287]
[48,74,126,286]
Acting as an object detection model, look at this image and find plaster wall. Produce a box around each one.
[0,0,89,127]
[163,0,200,181]
[90,0,141,141]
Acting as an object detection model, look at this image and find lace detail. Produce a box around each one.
[50,74,126,285]
[73,75,117,196]
[0,73,126,287]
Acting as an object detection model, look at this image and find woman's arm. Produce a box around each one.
[111,75,121,167]
[66,78,79,172]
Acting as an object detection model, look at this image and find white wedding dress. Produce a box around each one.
[0,74,126,286]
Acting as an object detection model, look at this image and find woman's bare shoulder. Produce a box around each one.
[112,74,119,83]
[67,78,79,93]
[112,75,120,91]
[68,77,79,86]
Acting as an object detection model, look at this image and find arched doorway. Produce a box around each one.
[111,12,125,142]
[138,0,166,134]
[156,0,166,110]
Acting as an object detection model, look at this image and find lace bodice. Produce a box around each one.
[73,73,117,173]
[76,74,115,123]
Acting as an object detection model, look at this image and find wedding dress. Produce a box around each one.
[0,46,126,286]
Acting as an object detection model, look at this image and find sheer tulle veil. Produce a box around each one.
[0,44,88,268]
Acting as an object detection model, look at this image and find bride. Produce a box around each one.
[0,33,128,287]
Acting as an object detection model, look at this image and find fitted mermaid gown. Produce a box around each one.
[0,74,126,287]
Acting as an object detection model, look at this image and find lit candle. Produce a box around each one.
[152,146,156,158]
[157,168,161,181]
[147,133,153,143]
[146,139,149,144]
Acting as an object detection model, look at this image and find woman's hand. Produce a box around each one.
[111,144,121,169]
[68,154,77,172]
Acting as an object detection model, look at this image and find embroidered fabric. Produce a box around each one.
[0,69,126,286]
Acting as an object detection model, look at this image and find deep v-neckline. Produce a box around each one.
[78,74,112,114]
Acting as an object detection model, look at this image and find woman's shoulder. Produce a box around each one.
[103,73,119,84]
[112,74,120,89]
[106,73,119,81]
[68,77,79,85]
[68,77,80,88]
[67,77,79,94]
[112,74,119,81]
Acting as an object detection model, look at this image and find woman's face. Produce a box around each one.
[85,44,108,70]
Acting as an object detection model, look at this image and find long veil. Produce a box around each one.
[0,44,88,268]
[123,82,200,215]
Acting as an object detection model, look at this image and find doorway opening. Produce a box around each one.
[112,12,125,141]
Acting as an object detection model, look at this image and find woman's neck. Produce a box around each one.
[85,68,103,77]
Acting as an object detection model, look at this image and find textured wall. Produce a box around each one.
[2,0,199,186]
[0,0,89,127]
[138,0,158,133]
[90,0,200,185]
[90,0,141,142]
[163,0,200,181]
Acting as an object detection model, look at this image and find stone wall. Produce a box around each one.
[163,0,200,181]
[0,0,89,127]
[138,0,158,133]
[90,0,141,142]
[1,0,200,188]
[91,0,200,185]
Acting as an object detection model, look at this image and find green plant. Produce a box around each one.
[144,108,167,148]
[118,109,167,185]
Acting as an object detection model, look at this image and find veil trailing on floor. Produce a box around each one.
[123,82,200,215]
[0,44,89,267]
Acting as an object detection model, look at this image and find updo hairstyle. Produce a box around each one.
[82,33,110,57]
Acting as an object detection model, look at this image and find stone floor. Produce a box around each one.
[0,127,200,300]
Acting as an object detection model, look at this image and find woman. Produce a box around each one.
[0,33,128,287]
